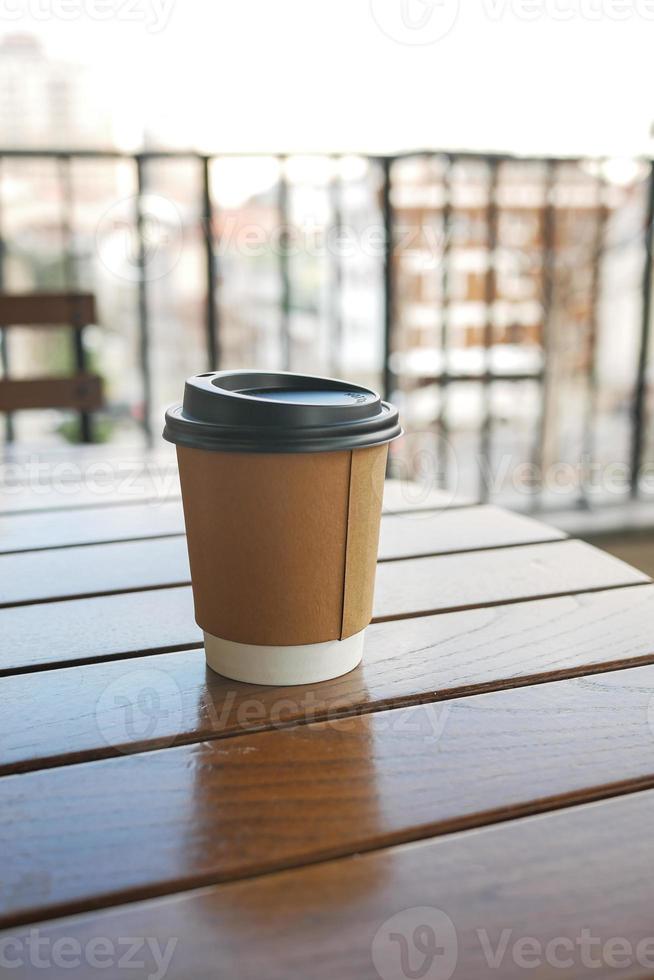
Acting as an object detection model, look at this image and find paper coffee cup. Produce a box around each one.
[163,370,401,685]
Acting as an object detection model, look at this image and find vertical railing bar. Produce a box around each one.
[0,326,10,443]
[630,159,654,498]
[328,155,344,377]
[59,153,92,443]
[0,155,13,443]
[135,155,153,446]
[277,155,291,372]
[531,159,557,510]
[202,155,219,370]
[381,155,395,402]
[580,167,607,507]
[437,152,453,489]
[59,154,76,289]
[478,157,499,502]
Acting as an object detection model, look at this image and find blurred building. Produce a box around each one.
[0,34,113,147]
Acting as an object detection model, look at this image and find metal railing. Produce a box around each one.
[0,148,652,508]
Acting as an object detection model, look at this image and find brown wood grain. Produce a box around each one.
[0,511,578,605]
[0,542,645,675]
[2,584,654,774]
[0,500,562,556]
[0,292,96,326]
[4,789,654,979]
[0,375,103,412]
[4,661,654,927]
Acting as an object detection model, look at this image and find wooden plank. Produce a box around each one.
[0,376,103,412]
[1,549,652,676]
[0,512,581,606]
[0,537,190,606]
[3,789,654,979]
[0,587,199,674]
[0,484,181,517]
[0,502,563,555]
[4,661,654,927]
[0,543,646,673]
[0,292,95,326]
[373,541,648,620]
[0,500,186,553]
[3,584,654,773]
[379,506,564,561]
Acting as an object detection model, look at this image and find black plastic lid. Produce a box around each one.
[163,370,402,454]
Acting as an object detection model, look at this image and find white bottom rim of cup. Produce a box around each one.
[203,628,365,686]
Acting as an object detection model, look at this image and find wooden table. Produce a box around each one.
[2,447,654,979]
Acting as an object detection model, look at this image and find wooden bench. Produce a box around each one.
[0,292,103,443]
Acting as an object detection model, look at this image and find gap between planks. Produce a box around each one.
[5,658,654,927]
[3,582,654,774]
[0,531,563,560]
[4,787,654,980]
[3,774,654,932]
[6,633,654,777]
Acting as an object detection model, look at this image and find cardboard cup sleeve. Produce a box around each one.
[177,443,387,649]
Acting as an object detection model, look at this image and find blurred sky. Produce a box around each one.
[1,0,653,155]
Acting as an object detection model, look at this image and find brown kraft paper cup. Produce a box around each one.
[164,371,401,686]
